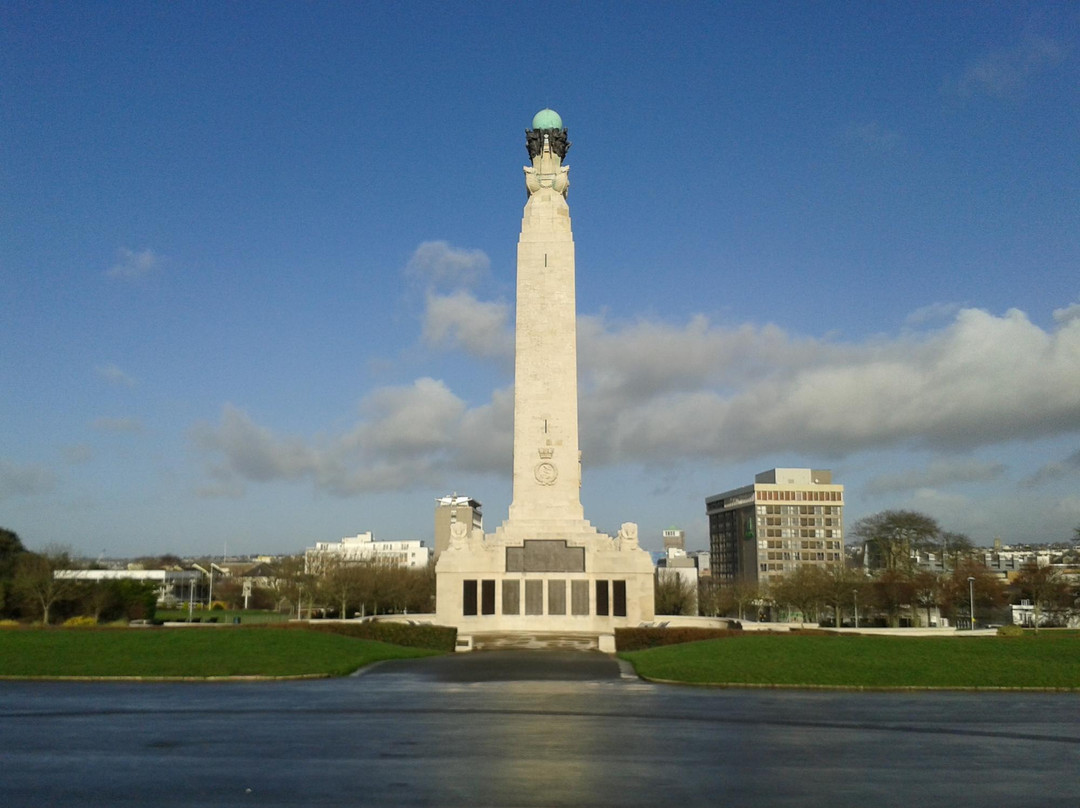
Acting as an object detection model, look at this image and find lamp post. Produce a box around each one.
[852,589,859,629]
[967,576,976,631]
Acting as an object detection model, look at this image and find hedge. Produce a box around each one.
[615,627,745,652]
[305,620,457,652]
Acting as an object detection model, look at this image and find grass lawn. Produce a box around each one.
[620,631,1080,689]
[155,608,290,624]
[0,625,440,678]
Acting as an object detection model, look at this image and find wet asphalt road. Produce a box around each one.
[1,650,1078,807]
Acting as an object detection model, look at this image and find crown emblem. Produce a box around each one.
[538,447,554,459]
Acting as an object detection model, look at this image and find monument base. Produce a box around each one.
[435,521,655,635]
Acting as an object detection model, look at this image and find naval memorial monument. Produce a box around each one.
[435,110,655,647]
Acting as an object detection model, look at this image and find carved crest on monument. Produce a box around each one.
[534,461,558,485]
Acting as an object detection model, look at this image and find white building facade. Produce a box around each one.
[306,532,430,572]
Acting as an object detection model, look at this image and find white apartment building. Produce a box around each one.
[305,532,430,572]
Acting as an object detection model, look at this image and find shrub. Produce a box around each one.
[306,621,457,652]
[210,601,227,611]
[0,619,21,628]
[62,616,98,628]
[615,627,743,652]
[997,624,1025,637]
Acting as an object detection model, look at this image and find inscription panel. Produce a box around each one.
[525,580,544,615]
[502,580,520,615]
[506,540,586,573]
[571,580,589,615]
[548,580,567,615]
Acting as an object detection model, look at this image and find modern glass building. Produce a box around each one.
[706,468,844,586]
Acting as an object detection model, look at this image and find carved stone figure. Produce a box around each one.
[616,522,639,550]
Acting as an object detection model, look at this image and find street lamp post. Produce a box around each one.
[968,576,976,631]
[852,589,859,629]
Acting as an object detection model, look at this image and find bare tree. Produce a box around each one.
[717,579,762,621]
[852,510,940,572]
[940,531,975,570]
[911,570,943,627]
[654,571,697,616]
[770,566,828,627]
[871,569,915,627]
[12,549,81,625]
[1011,563,1070,632]
[818,562,865,627]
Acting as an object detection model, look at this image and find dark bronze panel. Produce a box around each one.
[505,540,585,573]
[502,579,520,615]
[571,580,589,615]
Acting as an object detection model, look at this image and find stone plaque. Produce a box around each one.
[571,580,589,615]
[525,579,543,615]
[506,540,585,573]
[548,579,566,615]
[502,580,520,615]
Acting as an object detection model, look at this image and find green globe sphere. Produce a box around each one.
[531,108,563,130]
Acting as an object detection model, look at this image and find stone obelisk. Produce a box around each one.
[506,107,584,530]
[435,110,654,641]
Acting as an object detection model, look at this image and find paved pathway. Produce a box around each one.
[1,651,1077,807]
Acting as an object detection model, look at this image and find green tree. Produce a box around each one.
[852,510,940,572]
[0,528,28,616]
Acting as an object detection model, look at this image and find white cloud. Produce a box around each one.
[945,34,1066,98]
[193,379,510,496]
[96,364,137,388]
[92,417,144,434]
[0,459,57,500]
[422,290,512,359]
[905,302,962,327]
[1022,448,1080,488]
[863,459,1006,496]
[192,302,1080,501]
[1052,302,1080,325]
[405,241,490,289]
[579,306,1080,465]
[106,247,162,280]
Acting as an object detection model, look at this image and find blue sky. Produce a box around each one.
[3,1,1079,558]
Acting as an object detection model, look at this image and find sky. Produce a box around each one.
[2,1,1079,558]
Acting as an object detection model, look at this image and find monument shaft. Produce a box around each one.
[509,130,583,524]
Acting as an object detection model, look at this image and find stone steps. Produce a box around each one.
[470,632,603,651]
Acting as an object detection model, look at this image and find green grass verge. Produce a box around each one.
[620,631,1080,689]
[0,625,440,678]
[155,609,290,624]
